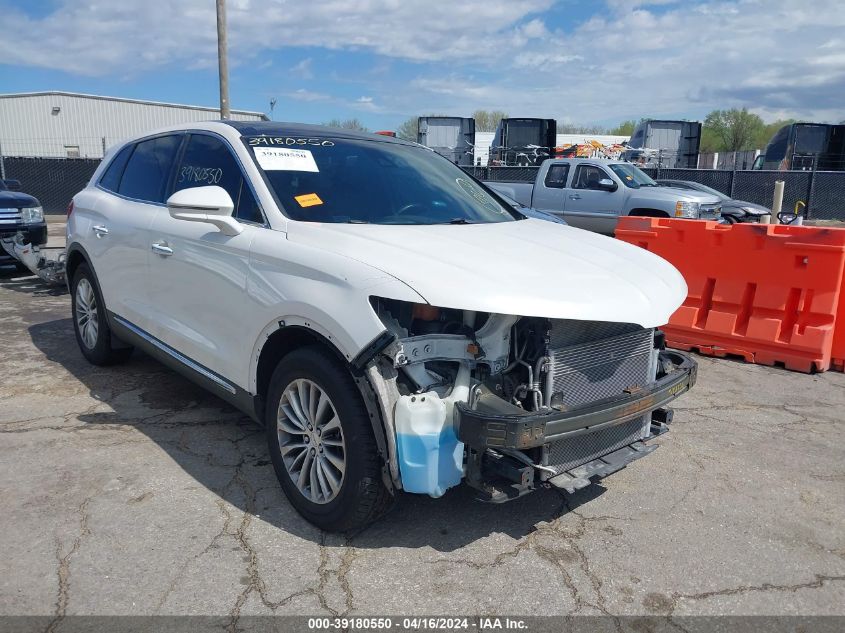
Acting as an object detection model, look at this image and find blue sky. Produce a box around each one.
[1,0,843,129]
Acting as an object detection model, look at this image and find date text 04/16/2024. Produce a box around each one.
[307,617,528,630]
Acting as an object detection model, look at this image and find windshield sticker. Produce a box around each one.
[253,147,319,172]
[456,178,504,214]
[294,193,323,208]
[248,137,334,147]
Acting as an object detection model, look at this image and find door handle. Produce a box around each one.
[568,194,581,200]
[92,225,109,237]
[151,242,173,256]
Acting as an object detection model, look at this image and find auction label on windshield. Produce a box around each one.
[253,147,319,172]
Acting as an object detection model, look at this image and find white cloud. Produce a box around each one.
[0,0,552,74]
[1,0,843,124]
[289,57,313,79]
[287,88,330,102]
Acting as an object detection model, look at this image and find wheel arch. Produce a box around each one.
[65,242,92,290]
[252,320,394,489]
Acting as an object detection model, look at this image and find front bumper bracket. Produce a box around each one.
[455,349,696,451]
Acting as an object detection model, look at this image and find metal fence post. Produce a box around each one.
[0,141,5,180]
[804,156,818,220]
[729,165,736,198]
[101,137,107,157]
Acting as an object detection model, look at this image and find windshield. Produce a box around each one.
[245,136,515,225]
[608,163,658,188]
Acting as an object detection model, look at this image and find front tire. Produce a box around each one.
[266,346,392,531]
[71,263,133,365]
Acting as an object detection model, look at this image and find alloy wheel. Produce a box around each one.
[75,278,99,349]
[276,378,346,504]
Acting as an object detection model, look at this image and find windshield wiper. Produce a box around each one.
[442,218,474,225]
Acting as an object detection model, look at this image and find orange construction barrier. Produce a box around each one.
[615,217,845,373]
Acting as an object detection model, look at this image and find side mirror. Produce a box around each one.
[166,186,243,236]
[597,178,617,192]
[3,179,22,191]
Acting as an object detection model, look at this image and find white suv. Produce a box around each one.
[67,121,696,531]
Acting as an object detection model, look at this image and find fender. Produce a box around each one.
[251,317,398,489]
[65,241,94,291]
[248,312,384,394]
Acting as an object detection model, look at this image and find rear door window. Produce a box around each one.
[99,144,134,193]
[117,135,181,203]
[544,164,570,189]
[174,134,264,224]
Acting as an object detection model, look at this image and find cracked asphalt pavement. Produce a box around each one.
[1,219,844,623]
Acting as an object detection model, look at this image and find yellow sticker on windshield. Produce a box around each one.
[295,193,323,207]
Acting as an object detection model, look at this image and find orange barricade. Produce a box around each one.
[615,217,845,373]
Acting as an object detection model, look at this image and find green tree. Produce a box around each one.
[703,108,764,152]
[322,118,368,132]
[609,119,638,136]
[754,118,795,149]
[396,116,419,142]
[473,109,508,132]
[557,123,608,134]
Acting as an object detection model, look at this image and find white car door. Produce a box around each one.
[87,134,183,331]
[146,132,265,384]
[563,164,621,234]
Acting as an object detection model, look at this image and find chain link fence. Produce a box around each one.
[0,152,842,220]
[1,157,100,213]
[462,166,541,182]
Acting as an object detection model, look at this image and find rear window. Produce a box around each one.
[244,136,515,225]
[794,125,827,155]
[117,135,181,203]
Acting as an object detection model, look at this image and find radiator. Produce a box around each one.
[544,320,656,475]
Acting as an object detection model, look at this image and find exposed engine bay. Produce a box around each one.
[368,297,688,502]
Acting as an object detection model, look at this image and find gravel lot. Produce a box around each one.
[1,219,844,626]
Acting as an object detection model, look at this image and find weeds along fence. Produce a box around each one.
[1,153,843,220]
[463,166,845,221]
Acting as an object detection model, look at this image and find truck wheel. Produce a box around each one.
[266,346,392,531]
[71,263,133,365]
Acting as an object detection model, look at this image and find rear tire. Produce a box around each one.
[266,346,392,531]
[71,263,133,365]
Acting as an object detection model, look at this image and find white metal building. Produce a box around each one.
[0,91,267,159]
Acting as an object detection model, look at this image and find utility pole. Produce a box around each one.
[216,0,230,119]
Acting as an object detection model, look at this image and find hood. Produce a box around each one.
[287,219,687,328]
[0,191,38,208]
[643,186,721,204]
[722,200,771,215]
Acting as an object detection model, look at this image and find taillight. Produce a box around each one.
[66,200,74,217]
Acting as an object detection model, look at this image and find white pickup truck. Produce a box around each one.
[485,158,722,234]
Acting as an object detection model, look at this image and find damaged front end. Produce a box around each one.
[366,298,697,502]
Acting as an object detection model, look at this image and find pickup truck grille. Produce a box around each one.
[544,319,656,474]
[699,203,721,220]
[0,208,22,226]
